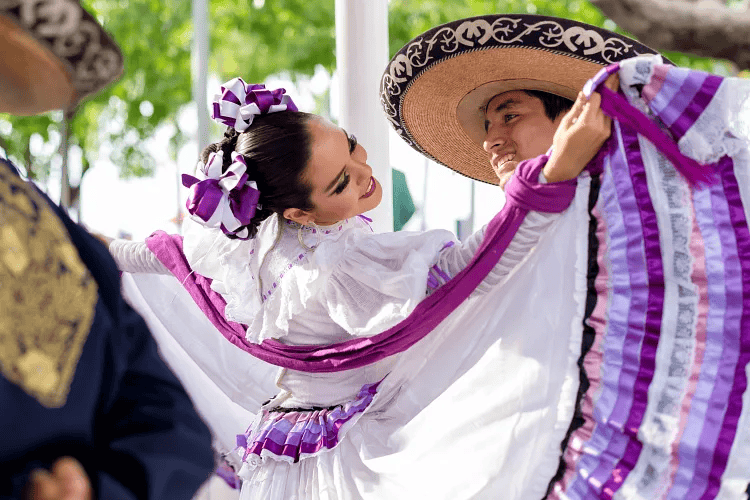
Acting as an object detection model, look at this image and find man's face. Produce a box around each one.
[482,90,562,185]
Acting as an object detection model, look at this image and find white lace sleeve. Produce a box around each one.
[429,210,559,295]
[109,239,171,275]
[678,77,750,164]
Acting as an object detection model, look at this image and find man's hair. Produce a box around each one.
[522,90,574,121]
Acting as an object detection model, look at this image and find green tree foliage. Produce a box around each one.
[0,0,337,184]
[388,0,720,72]
[0,0,725,193]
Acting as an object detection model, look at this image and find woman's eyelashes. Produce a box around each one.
[333,172,350,195]
[348,134,358,153]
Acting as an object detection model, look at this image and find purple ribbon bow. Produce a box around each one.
[211,78,299,132]
[181,151,261,239]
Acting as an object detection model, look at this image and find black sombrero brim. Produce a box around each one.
[1,2,123,116]
[380,14,665,185]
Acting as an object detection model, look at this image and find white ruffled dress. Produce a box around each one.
[114,56,750,499]
[112,179,588,499]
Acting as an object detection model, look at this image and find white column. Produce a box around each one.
[192,0,210,150]
[335,0,392,233]
[188,0,210,230]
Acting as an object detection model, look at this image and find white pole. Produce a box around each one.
[335,0,392,233]
[189,0,210,229]
[192,0,210,150]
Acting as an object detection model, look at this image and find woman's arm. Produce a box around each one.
[428,202,559,295]
[108,239,171,275]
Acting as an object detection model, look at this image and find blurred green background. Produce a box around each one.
[0,0,739,196]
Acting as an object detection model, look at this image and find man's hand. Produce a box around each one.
[26,457,92,500]
[543,74,618,183]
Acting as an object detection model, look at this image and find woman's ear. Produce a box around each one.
[283,207,312,225]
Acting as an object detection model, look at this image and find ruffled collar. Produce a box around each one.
[283,215,373,253]
[183,214,374,343]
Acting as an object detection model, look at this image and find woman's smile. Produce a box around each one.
[361,177,377,199]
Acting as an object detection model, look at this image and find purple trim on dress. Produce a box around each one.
[669,171,730,499]
[214,462,241,489]
[599,123,665,498]
[239,381,380,463]
[146,156,577,372]
[566,123,655,497]
[644,65,691,121]
[431,265,451,284]
[656,69,704,128]
[700,156,750,499]
[669,74,723,141]
[597,86,713,186]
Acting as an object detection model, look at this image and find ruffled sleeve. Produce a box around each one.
[314,228,455,336]
[109,239,171,275]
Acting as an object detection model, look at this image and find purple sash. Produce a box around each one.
[147,156,577,372]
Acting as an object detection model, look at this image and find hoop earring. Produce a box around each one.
[297,221,321,251]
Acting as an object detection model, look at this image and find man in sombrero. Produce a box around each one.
[383,14,750,499]
[0,3,214,499]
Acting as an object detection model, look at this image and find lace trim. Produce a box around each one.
[677,78,750,165]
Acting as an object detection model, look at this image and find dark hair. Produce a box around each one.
[199,111,316,239]
[522,90,574,121]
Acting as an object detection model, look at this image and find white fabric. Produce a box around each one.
[121,272,278,456]
[109,239,170,275]
[119,178,590,499]
[677,77,750,165]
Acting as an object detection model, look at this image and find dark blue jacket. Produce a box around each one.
[1,158,214,499]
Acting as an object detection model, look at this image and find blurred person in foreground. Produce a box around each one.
[0,2,214,499]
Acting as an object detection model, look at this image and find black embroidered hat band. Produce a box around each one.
[0,0,123,115]
[380,14,665,184]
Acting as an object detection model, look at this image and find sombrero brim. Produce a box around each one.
[381,15,665,185]
[0,2,123,116]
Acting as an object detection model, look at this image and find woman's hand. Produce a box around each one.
[26,457,92,500]
[542,75,618,183]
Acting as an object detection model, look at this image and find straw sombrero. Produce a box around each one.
[380,14,664,185]
[0,0,123,116]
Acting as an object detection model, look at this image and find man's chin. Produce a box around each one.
[493,160,519,190]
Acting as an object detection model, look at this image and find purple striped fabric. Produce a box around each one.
[238,381,380,463]
[553,62,750,499]
[669,75,723,141]
[701,156,750,499]
[599,121,665,498]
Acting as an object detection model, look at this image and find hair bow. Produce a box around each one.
[211,78,299,132]
[181,151,261,239]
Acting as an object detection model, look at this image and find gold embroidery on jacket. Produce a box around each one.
[0,160,98,407]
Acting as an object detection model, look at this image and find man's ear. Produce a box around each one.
[283,208,312,225]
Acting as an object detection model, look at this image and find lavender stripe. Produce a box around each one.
[685,160,743,499]
[655,70,705,128]
[669,75,724,140]
[565,124,648,496]
[566,425,631,498]
[592,163,631,424]
[701,156,750,499]
[646,66,692,122]
[667,177,729,499]
[599,120,666,498]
